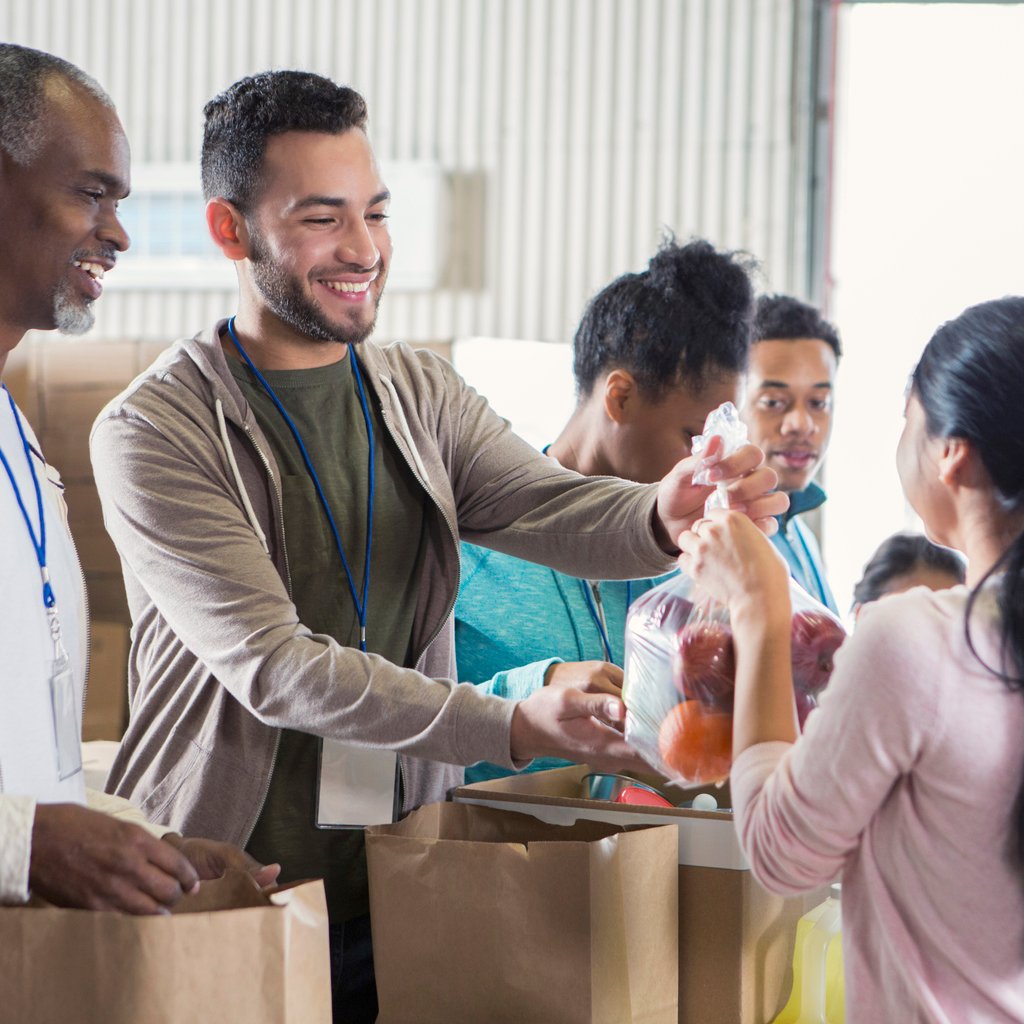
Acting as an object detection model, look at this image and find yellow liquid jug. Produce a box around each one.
[772,883,845,1024]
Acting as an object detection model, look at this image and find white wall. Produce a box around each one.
[2,0,826,344]
[825,1,1024,618]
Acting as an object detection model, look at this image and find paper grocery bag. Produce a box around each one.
[0,871,330,1024]
[366,801,678,1024]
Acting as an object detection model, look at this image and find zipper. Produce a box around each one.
[375,400,463,812]
[378,407,460,665]
[239,421,290,846]
[71,528,92,739]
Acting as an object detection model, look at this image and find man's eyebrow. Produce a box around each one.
[290,190,391,212]
[758,379,832,390]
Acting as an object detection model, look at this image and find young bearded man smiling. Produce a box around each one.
[90,70,787,1021]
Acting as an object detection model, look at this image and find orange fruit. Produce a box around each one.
[658,700,733,784]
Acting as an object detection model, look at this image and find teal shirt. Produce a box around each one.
[771,482,838,614]
[455,541,671,783]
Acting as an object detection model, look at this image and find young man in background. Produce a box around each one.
[742,294,842,612]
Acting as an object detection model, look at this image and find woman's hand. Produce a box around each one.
[654,437,788,552]
[677,508,790,626]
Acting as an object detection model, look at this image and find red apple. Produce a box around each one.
[632,588,694,635]
[673,621,736,710]
[794,688,816,731]
[790,610,846,696]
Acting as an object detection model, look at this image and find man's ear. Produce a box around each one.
[602,369,637,425]
[206,198,250,261]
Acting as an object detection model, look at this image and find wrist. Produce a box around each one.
[728,589,791,636]
[652,505,680,555]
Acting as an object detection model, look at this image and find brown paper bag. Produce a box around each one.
[366,801,678,1024]
[0,871,331,1024]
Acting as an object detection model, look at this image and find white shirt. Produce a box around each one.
[0,394,87,803]
[0,393,87,902]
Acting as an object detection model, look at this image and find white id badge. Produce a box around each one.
[315,739,398,829]
[49,649,82,781]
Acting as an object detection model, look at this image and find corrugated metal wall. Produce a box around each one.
[2,0,827,343]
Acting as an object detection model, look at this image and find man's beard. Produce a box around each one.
[52,279,95,335]
[249,231,380,347]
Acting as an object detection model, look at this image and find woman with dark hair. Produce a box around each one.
[851,531,966,616]
[679,297,1024,1021]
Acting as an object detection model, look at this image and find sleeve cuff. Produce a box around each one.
[0,795,36,904]
[85,787,169,839]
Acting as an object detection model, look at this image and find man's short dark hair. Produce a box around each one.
[753,294,842,359]
[201,70,369,212]
[572,237,757,402]
[0,43,112,165]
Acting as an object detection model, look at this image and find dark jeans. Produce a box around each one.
[329,914,378,1024]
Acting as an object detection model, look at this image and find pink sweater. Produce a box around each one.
[731,584,1024,1023]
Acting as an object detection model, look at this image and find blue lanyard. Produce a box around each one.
[227,317,375,653]
[579,579,632,664]
[0,384,56,610]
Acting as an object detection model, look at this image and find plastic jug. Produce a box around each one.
[771,883,845,1024]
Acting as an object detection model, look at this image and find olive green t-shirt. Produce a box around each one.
[232,350,428,921]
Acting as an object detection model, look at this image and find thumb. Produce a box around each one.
[573,691,625,726]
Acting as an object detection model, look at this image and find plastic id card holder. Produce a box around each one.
[315,739,399,829]
[49,650,82,781]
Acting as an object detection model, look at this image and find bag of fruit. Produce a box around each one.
[622,403,847,786]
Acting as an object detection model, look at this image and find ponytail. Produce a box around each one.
[964,525,1024,869]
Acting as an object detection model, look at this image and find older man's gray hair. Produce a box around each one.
[0,43,113,165]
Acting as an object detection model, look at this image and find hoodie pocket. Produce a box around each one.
[140,739,209,822]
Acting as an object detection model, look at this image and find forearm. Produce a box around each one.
[730,594,797,756]
[470,658,562,701]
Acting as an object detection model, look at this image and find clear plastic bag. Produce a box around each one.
[621,401,847,785]
[622,574,846,785]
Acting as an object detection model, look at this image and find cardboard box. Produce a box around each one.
[453,765,827,1024]
[82,620,130,741]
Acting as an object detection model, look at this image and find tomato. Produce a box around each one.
[657,700,733,784]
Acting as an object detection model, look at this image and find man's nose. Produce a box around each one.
[337,219,379,270]
[99,209,130,253]
[781,405,817,436]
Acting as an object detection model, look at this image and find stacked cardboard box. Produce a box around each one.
[455,765,830,1024]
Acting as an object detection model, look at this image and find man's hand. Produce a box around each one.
[654,437,788,552]
[162,834,281,889]
[30,803,200,914]
[544,660,623,696]
[510,687,653,774]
